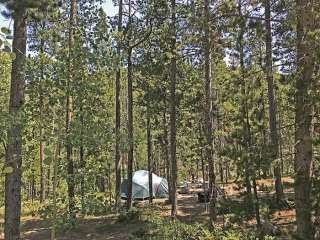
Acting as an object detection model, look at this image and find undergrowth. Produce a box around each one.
[129,216,275,240]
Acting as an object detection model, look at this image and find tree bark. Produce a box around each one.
[39,28,46,203]
[219,163,223,183]
[80,145,85,214]
[66,0,77,219]
[225,164,229,184]
[278,103,284,174]
[39,129,46,203]
[115,0,123,209]
[4,7,27,240]
[147,105,153,203]
[198,123,206,190]
[203,0,217,226]
[51,144,59,240]
[294,0,315,238]
[237,0,252,203]
[252,176,261,227]
[31,171,36,202]
[126,45,134,210]
[169,0,178,218]
[162,107,171,203]
[264,0,284,202]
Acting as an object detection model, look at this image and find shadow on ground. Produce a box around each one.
[21,215,144,240]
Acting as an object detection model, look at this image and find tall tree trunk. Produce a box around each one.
[277,98,284,174]
[219,164,223,183]
[66,0,77,219]
[107,162,112,205]
[264,0,283,202]
[294,0,315,238]
[115,0,123,209]
[162,107,171,203]
[198,123,206,190]
[203,0,217,226]
[169,0,178,218]
[196,158,199,181]
[225,164,229,184]
[80,145,85,214]
[51,144,59,240]
[39,129,46,203]
[147,105,153,203]
[31,170,36,202]
[237,0,252,202]
[39,31,46,203]
[4,7,27,240]
[46,168,51,197]
[127,45,134,210]
[252,176,261,227]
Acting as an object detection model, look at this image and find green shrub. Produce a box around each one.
[130,216,276,240]
[82,192,112,215]
[118,207,142,223]
[37,200,77,231]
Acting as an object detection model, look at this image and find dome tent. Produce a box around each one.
[121,170,169,200]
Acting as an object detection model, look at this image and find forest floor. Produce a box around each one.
[0,177,296,240]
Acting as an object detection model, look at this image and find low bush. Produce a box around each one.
[129,216,275,240]
[118,207,142,223]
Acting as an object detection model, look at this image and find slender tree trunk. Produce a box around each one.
[66,0,77,219]
[252,176,261,227]
[39,129,46,203]
[278,100,284,175]
[31,171,36,202]
[46,168,51,197]
[169,0,178,218]
[147,106,153,203]
[199,123,206,190]
[51,144,59,240]
[162,107,171,203]
[115,0,123,209]
[80,145,85,214]
[39,22,46,203]
[219,164,223,183]
[4,7,27,240]
[196,159,199,181]
[294,0,315,238]
[264,0,283,202]
[203,0,217,226]
[122,154,126,180]
[237,0,252,202]
[127,45,134,210]
[107,163,112,205]
[201,155,206,188]
[225,164,229,184]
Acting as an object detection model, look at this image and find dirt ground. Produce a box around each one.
[0,178,296,240]
[1,214,143,240]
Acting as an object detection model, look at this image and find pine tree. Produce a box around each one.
[65,0,77,220]
[203,0,217,227]
[264,0,284,203]
[115,0,123,210]
[2,3,27,240]
[169,0,178,218]
[294,0,316,238]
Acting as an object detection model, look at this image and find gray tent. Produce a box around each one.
[121,170,169,200]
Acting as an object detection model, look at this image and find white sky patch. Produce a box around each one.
[103,0,117,17]
[0,1,117,30]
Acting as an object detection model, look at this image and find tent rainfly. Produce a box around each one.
[121,170,169,200]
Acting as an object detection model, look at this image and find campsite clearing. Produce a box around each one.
[2,178,296,240]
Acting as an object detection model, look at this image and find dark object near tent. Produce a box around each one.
[121,170,169,200]
[197,186,225,203]
[198,191,210,203]
[178,181,189,194]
